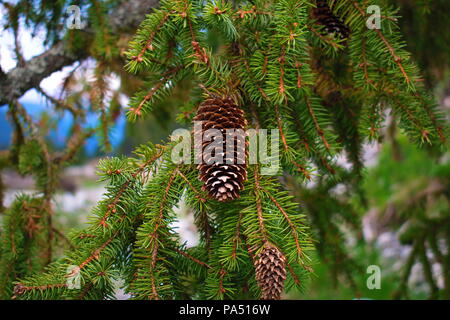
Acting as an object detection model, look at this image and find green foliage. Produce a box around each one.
[9,143,162,299]
[332,0,447,146]
[197,166,314,299]
[7,141,314,300]
[364,135,438,207]
[17,140,43,176]
[0,195,50,299]
[361,135,450,299]
[387,0,450,85]
[1,0,449,300]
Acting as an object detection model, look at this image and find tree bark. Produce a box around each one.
[0,0,159,106]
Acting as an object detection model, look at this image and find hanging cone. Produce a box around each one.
[313,0,350,39]
[194,96,247,202]
[254,243,287,300]
[255,244,286,300]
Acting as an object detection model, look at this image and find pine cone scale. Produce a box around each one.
[255,244,287,300]
[195,97,248,202]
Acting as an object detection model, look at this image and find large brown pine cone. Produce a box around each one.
[193,96,247,202]
[255,243,287,300]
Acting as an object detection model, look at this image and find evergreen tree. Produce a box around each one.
[0,0,448,300]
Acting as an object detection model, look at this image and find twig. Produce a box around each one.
[254,167,269,243]
[174,248,211,269]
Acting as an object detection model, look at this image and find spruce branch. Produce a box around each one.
[351,1,412,87]
[3,0,448,301]
[11,143,166,300]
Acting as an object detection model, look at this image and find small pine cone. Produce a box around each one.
[194,96,247,202]
[313,0,350,39]
[255,243,287,300]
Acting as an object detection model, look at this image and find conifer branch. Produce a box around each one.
[351,1,411,86]
[286,261,301,286]
[275,104,313,179]
[254,168,269,243]
[149,168,178,269]
[389,93,431,142]
[174,248,211,269]
[129,65,184,119]
[307,24,342,51]
[99,147,164,227]
[304,95,330,150]
[177,170,207,203]
[2,0,447,301]
[54,126,96,165]
[231,211,245,262]
[133,11,172,63]
[69,230,121,276]
[264,190,303,259]
[12,283,68,299]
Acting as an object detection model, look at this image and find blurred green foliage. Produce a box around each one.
[364,135,444,208]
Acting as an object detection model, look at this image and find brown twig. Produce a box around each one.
[174,248,211,269]
[264,189,303,259]
[99,147,164,226]
[254,167,268,243]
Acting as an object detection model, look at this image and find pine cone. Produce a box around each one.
[255,243,287,300]
[193,96,247,202]
[313,0,350,39]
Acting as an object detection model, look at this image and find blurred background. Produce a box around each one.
[0,0,449,299]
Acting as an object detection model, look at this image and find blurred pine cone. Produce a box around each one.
[314,0,350,39]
